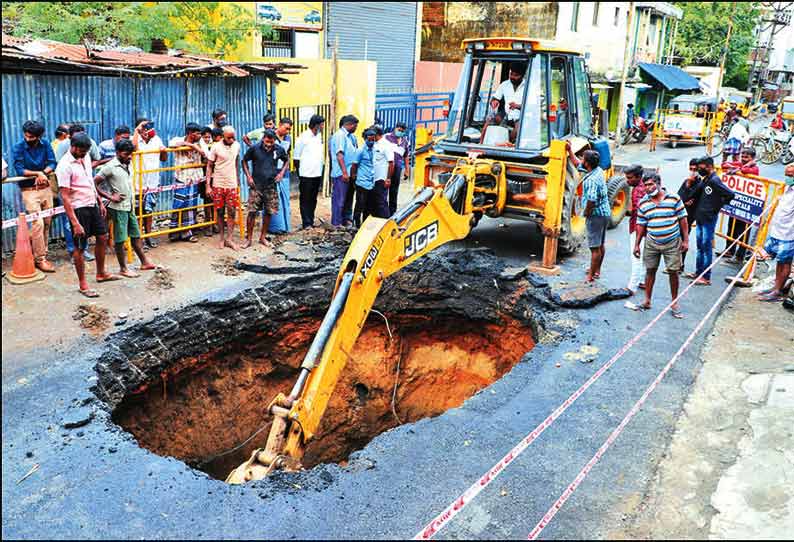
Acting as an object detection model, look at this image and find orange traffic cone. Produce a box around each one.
[6,212,46,284]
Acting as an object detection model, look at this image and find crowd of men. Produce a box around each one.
[5,110,413,297]
[574,143,794,315]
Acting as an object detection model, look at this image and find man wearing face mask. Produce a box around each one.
[758,164,794,302]
[634,173,689,318]
[690,156,734,286]
[209,108,228,130]
[350,128,378,228]
[384,122,410,216]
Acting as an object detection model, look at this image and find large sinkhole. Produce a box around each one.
[97,248,546,483]
[112,313,535,480]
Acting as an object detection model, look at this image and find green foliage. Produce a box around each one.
[1,2,271,58]
[673,2,761,88]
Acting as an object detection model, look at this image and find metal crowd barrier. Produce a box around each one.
[650,109,723,155]
[714,168,786,286]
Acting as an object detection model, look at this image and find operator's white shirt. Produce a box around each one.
[493,79,526,122]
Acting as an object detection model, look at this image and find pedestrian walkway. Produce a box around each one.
[611,286,793,539]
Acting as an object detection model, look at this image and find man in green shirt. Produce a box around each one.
[94,139,156,277]
[243,113,276,147]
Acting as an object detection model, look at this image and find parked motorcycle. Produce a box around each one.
[621,116,655,145]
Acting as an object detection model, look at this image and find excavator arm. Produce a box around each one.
[227,173,477,484]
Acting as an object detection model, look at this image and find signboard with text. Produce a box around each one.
[256,2,322,30]
[662,114,706,138]
[721,173,767,223]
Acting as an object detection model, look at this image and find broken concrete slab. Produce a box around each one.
[62,407,94,429]
[547,282,631,308]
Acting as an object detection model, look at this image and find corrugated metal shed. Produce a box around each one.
[325,2,418,93]
[1,33,303,77]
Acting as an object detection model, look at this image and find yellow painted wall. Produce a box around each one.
[267,59,377,138]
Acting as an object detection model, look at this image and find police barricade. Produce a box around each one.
[650,109,722,155]
[131,147,245,257]
[714,168,787,286]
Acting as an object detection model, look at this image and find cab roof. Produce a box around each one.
[461,37,582,55]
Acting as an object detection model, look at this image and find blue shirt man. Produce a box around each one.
[12,137,56,189]
[330,124,358,178]
[353,144,375,190]
[330,115,359,226]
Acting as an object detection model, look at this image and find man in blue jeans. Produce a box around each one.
[329,115,359,227]
[691,156,734,285]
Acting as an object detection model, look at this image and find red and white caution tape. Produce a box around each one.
[2,206,65,229]
[141,177,206,195]
[414,204,776,540]
[526,256,753,539]
[2,178,208,229]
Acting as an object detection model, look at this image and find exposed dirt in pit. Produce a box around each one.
[113,313,534,479]
[96,247,560,482]
[72,304,110,333]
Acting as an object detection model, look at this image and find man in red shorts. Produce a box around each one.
[206,125,241,250]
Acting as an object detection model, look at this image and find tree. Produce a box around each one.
[1,2,271,58]
[673,2,761,88]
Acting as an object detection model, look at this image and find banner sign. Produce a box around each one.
[662,114,705,138]
[721,174,767,223]
[256,2,322,30]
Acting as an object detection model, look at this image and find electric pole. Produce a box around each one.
[615,2,635,149]
[715,8,734,109]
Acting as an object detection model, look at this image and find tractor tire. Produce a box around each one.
[558,162,586,256]
[606,175,631,229]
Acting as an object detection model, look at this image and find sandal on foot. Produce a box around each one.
[79,288,100,298]
[758,292,784,302]
[671,307,685,319]
[120,269,140,278]
[96,273,121,283]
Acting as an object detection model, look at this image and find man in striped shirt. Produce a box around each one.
[633,173,690,317]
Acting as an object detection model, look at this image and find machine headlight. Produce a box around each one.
[491,163,503,175]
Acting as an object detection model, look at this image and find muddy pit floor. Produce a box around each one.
[96,245,552,481]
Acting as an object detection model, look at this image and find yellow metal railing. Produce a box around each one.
[714,168,786,285]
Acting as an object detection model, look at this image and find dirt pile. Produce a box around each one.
[73,304,110,333]
[210,256,242,276]
[147,267,175,290]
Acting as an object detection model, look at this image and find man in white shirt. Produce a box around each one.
[131,118,167,248]
[294,114,326,228]
[491,62,527,123]
[371,125,395,219]
[482,61,527,145]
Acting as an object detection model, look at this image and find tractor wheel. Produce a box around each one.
[606,175,631,229]
[558,162,586,256]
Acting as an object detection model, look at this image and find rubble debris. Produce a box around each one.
[72,304,110,332]
[548,283,632,308]
[147,267,175,291]
[210,256,243,277]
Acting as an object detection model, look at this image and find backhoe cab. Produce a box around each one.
[416,37,630,264]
